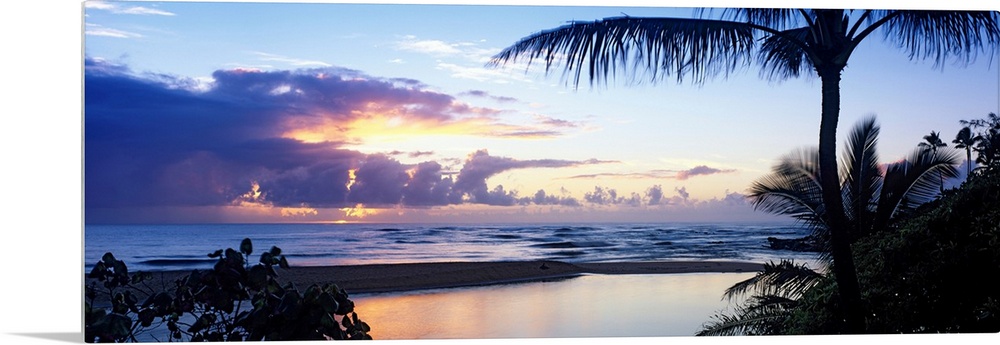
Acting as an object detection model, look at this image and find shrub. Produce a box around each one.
[85,238,372,342]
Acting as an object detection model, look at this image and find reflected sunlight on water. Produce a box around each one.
[352,272,754,339]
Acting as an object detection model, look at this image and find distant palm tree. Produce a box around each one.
[750,117,959,250]
[953,127,978,176]
[919,131,949,191]
[919,131,947,154]
[490,9,998,331]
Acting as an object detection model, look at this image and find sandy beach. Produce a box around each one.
[99,260,763,295]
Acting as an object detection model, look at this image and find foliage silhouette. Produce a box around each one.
[953,126,978,176]
[782,167,1000,333]
[961,113,1000,173]
[489,8,999,331]
[748,117,959,260]
[697,260,825,336]
[85,239,372,342]
[699,116,959,335]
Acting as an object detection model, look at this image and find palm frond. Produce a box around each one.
[747,149,826,227]
[757,27,815,80]
[723,259,823,301]
[698,294,800,336]
[719,8,810,30]
[488,16,758,87]
[876,148,961,229]
[877,11,1000,67]
[840,116,882,237]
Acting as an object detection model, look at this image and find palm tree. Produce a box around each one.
[489,9,998,331]
[919,131,947,155]
[953,127,978,176]
[699,117,959,335]
[750,117,959,246]
[919,131,949,191]
[962,113,1000,172]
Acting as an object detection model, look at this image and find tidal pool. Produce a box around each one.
[352,272,754,339]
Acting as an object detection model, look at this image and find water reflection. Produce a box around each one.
[352,272,753,339]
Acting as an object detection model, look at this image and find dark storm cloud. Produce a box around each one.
[85,58,492,212]
[401,161,461,206]
[86,58,614,219]
[346,155,408,205]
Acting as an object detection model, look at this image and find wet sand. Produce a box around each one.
[109,260,762,295]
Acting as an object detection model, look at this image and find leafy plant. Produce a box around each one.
[85,238,372,342]
[961,113,1000,173]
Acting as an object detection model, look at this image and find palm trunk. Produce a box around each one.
[967,149,973,176]
[818,67,866,333]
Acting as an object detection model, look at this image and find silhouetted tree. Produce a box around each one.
[490,9,998,332]
[700,117,959,335]
[953,126,978,176]
[919,131,949,191]
[962,113,1000,172]
[749,117,959,258]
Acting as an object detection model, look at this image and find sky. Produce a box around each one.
[80,0,1000,224]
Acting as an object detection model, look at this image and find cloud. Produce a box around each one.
[533,115,580,128]
[564,170,672,180]
[396,37,463,55]
[401,161,461,206]
[84,23,142,38]
[87,58,464,211]
[674,186,691,201]
[584,186,642,206]
[646,185,664,205]
[461,90,518,103]
[675,165,737,180]
[388,150,435,158]
[84,58,614,221]
[346,155,409,205]
[525,189,581,207]
[568,166,735,180]
[85,2,176,16]
[396,35,498,62]
[253,52,332,67]
[452,150,610,205]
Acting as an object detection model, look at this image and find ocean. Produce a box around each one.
[84,222,820,272]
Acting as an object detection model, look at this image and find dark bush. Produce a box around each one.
[85,238,372,342]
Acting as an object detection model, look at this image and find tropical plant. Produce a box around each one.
[784,167,1000,333]
[919,131,947,155]
[699,117,960,335]
[919,131,949,191]
[489,8,999,331]
[85,239,372,342]
[697,260,826,336]
[953,126,979,175]
[962,113,1000,172]
[748,117,960,259]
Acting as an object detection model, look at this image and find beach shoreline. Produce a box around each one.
[90,260,764,296]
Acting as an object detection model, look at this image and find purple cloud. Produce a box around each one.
[675,165,737,180]
[452,150,611,205]
[460,90,518,103]
[84,58,620,222]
